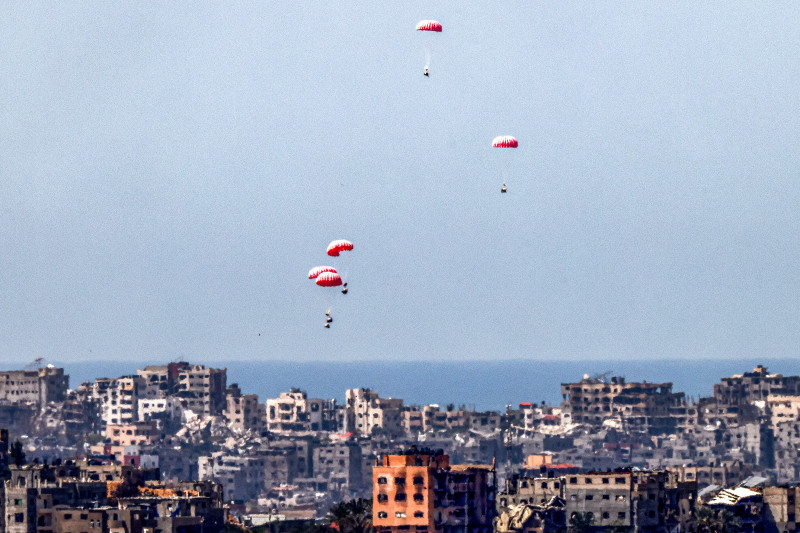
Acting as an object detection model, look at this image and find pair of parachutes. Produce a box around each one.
[417,21,518,191]
[307,239,353,287]
[309,240,353,328]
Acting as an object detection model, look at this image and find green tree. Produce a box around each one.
[568,512,594,533]
[326,498,373,533]
[695,506,742,533]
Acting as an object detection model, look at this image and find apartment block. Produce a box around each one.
[266,389,324,432]
[0,366,68,408]
[345,388,404,438]
[373,450,496,533]
[225,384,266,432]
[174,363,227,416]
[198,453,266,502]
[561,375,685,434]
[713,365,800,406]
[313,441,364,496]
[95,376,144,426]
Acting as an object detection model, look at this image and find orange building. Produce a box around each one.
[373,450,495,533]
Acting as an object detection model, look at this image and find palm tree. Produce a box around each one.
[326,498,373,533]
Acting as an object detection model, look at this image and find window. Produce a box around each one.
[395,493,407,501]
[569,477,577,484]
[602,478,609,484]
[585,495,593,501]
[414,494,424,502]
[395,477,406,485]
[378,512,388,519]
[414,476,424,485]
[377,494,388,503]
[602,512,609,519]
[414,512,424,518]
[618,512,626,519]
[616,495,626,501]
[378,477,388,484]
[15,513,25,523]
[602,494,610,500]
[541,482,548,488]
[585,478,592,484]
[396,512,406,518]
[615,477,626,484]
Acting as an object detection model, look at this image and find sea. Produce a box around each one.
[55,358,800,411]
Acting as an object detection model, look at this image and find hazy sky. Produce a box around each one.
[2,2,799,365]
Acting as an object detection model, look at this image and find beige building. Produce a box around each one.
[138,396,183,422]
[766,395,800,427]
[561,375,685,434]
[225,385,266,432]
[714,365,800,405]
[0,366,68,409]
[104,421,160,447]
[94,376,144,426]
[198,453,266,502]
[266,389,324,432]
[345,388,404,438]
[563,471,665,530]
[174,363,227,416]
[423,405,449,433]
[403,406,423,434]
[763,486,800,532]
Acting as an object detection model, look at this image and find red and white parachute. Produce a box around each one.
[416,20,442,32]
[326,239,354,257]
[416,20,442,75]
[492,135,518,148]
[308,266,337,280]
[492,136,518,193]
[315,271,343,287]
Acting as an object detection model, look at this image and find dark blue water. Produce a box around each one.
[58,358,800,411]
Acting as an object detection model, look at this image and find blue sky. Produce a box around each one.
[1,2,799,364]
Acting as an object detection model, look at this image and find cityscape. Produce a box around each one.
[3,2,799,533]
[1,361,800,531]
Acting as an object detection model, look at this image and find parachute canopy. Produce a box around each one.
[308,266,337,280]
[315,271,343,287]
[416,20,442,32]
[492,135,518,148]
[327,239,354,257]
